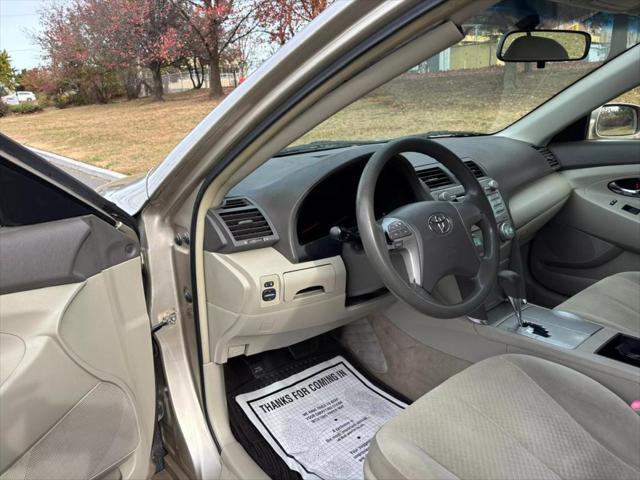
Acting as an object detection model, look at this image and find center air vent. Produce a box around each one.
[533,146,560,169]
[219,208,274,242]
[464,160,485,178]
[221,197,252,209]
[416,166,453,189]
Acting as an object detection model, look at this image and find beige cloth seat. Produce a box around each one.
[554,272,640,337]
[364,354,640,480]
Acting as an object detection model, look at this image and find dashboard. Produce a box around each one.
[201,135,572,362]
[205,135,562,263]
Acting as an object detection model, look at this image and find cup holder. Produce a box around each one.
[597,334,640,368]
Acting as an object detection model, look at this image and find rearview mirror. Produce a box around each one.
[497,30,591,64]
[595,104,639,137]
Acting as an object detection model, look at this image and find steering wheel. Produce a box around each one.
[356,138,499,318]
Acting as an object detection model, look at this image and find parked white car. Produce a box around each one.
[1,91,37,105]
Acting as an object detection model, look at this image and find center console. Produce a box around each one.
[476,184,639,401]
[488,303,603,349]
[480,177,516,242]
[478,299,640,403]
[435,176,516,248]
[429,170,640,402]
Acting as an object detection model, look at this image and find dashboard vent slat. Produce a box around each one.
[464,160,485,178]
[416,166,453,189]
[221,197,252,209]
[533,146,560,170]
[219,208,273,241]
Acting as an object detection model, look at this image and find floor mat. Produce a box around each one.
[234,355,407,480]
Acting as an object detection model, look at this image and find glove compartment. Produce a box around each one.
[283,264,336,302]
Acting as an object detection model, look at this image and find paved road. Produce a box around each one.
[31,148,124,189]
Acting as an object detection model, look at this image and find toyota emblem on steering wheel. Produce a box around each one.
[428,213,453,235]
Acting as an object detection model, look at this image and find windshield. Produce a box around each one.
[291,0,640,149]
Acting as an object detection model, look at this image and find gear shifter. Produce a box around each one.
[498,270,526,328]
[498,270,550,336]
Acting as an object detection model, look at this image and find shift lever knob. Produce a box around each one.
[498,270,525,299]
[498,270,526,327]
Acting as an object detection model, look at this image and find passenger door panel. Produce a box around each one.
[0,143,154,480]
[530,160,640,300]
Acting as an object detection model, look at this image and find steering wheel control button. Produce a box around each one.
[387,220,412,239]
[499,222,515,241]
[261,288,277,302]
[472,232,484,253]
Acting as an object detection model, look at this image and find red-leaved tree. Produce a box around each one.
[78,0,186,101]
[132,0,186,100]
[174,0,257,98]
[39,0,185,102]
[18,67,59,96]
[256,0,331,46]
[38,1,117,103]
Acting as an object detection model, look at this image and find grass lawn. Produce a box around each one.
[298,64,640,145]
[2,65,638,176]
[0,89,222,175]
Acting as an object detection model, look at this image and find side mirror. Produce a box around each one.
[497,30,591,65]
[593,104,640,138]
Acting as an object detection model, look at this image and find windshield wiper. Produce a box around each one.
[418,130,485,138]
[277,139,384,156]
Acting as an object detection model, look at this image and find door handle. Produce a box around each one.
[608,179,640,198]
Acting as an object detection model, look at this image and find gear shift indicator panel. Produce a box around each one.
[494,304,602,349]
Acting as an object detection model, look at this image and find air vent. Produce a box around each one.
[219,208,273,241]
[533,146,560,169]
[221,197,252,209]
[464,160,485,178]
[416,166,454,189]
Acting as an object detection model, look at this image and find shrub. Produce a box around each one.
[19,67,59,97]
[36,94,51,109]
[9,102,43,114]
[0,101,8,118]
[53,91,85,109]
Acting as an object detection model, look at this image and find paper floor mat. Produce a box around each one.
[235,355,407,480]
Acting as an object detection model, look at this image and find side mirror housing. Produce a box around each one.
[590,104,640,139]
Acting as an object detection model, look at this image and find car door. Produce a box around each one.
[0,134,155,480]
[527,94,640,306]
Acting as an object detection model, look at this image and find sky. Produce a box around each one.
[0,0,47,71]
